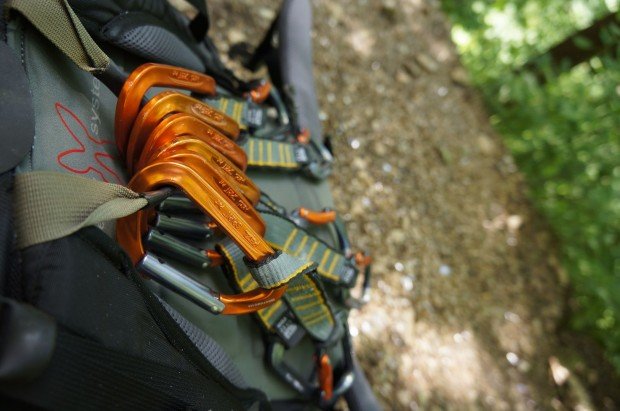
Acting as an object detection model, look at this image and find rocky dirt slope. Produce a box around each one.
[200,0,616,409]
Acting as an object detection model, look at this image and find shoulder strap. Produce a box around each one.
[0,1,34,294]
[244,0,324,143]
[0,301,222,411]
[5,0,127,93]
[6,0,108,72]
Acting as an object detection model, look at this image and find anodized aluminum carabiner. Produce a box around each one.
[132,113,247,172]
[266,319,356,407]
[116,161,285,315]
[115,63,217,156]
[153,214,213,240]
[291,207,337,226]
[119,159,269,260]
[126,91,240,166]
[142,136,260,205]
[151,152,264,235]
[144,228,213,269]
[245,80,271,103]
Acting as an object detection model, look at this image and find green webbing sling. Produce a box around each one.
[261,212,357,287]
[243,137,304,170]
[241,135,333,180]
[204,97,266,131]
[246,249,316,290]
[218,240,337,343]
[5,0,109,73]
[217,209,358,344]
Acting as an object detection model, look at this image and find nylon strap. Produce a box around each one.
[5,0,109,72]
[12,172,322,296]
[245,250,315,289]
[0,323,243,410]
[262,212,358,287]
[243,137,308,170]
[204,97,265,130]
[223,241,296,342]
[13,172,146,249]
[218,240,336,342]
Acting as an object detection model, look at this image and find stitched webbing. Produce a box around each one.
[218,240,336,342]
[14,172,146,249]
[262,212,358,287]
[242,138,302,170]
[203,97,266,130]
[246,250,315,289]
[6,0,109,72]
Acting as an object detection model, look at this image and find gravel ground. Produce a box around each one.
[196,0,615,409]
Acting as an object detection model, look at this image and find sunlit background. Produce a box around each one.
[206,0,620,408]
[443,0,620,370]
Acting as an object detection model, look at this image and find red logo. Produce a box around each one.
[55,102,122,183]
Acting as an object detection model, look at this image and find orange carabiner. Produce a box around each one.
[120,160,270,259]
[116,161,283,315]
[298,207,337,225]
[126,91,240,165]
[133,113,247,172]
[247,80,272,103]
[118,217,285,315]
[115,63,216,156]
[354,252,373,269]
[154,153,264,235]
[162,152,263,233]
[318,353,334,401]
[143,137,260,205]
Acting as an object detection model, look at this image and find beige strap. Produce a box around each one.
[14,172,146,249]
[6,0,109,72]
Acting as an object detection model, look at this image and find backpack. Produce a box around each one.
[0,1,381,409]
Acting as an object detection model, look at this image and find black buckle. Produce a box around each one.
[302,140,333,180]
[272,312,306,348]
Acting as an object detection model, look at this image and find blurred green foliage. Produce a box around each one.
[441,0,620,367]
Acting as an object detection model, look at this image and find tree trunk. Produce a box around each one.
[522,12,619,82]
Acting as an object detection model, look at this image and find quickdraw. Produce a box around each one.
[113,64,313,316]
[111,62,372,405]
